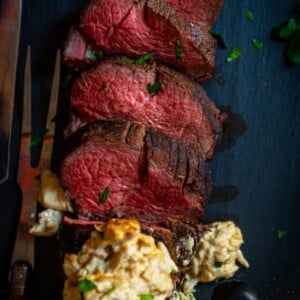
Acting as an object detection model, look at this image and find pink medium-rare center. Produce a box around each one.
[70,59,225,159]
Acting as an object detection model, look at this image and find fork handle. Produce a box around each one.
[10,261,31,300]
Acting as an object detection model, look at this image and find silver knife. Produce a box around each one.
[10,48,61,299]
[0,0,22,183]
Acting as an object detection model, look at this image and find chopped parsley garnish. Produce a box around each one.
[100,83,107,90]
[122,52,156,65]
[87,49,104,62]
[29,129,49,147]
[87,49,97,61]
[62,71,74,90]
[138,294,154,300]
[277,229,286,239]
[175,39,183,60]
[287,32,300,64]
[226,46,241,63]
[97,49,104,60]
[78,279,97,293]
[209,30,227,49]
[252,39,264,50]
[147,82,161,94]
[62,70,75,99]
[99,187,110,203]
[214,261,223,268]
[134,52,156,65]
[272,5,300,65]
[245,11,254,21]
[99,286,116,299]
[275,18,299,40]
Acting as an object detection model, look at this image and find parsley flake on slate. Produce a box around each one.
[272,4,300,65]
[245,11,254,21]
[134,51,156,65]
[78,279,97,293]
[226,46,241,63]
[209,29,227,49]
[214,261,223,268]
[175,39,183,60]
[147,82,161,94]
[252,39,264,50]
[30,129,49,147]
[287,33,300,64]
[277,230,286,239]
[139,294,154,300]
[99,187,110,203]
[275,18,299,40]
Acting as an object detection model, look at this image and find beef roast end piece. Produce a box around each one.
[59,216,206,270]
[63,27,100,70]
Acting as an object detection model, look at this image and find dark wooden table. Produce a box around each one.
[0,0,299,299]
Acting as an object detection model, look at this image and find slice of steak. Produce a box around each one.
[59,215,206,270]
[62,27,100,70]
[79,0,216,82]
[60,120,212,223]
[70,59,226,159]
[162,0,225,28]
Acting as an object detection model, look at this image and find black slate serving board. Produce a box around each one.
[0,0,300,299]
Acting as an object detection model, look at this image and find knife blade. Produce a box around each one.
[0,0,22,183]
[10,48,61,299]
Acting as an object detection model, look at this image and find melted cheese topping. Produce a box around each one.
[29,208,63,236]
[63,219,178,300]
[188,221,249,283]
[38,169,73,212]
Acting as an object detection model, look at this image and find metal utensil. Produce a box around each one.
[0,0,22,183]
[10,48,61,299]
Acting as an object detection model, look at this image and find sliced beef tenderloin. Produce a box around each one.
[59,215,206,270]
[60,120,212,223]
[63,27,100,70]
[70,59,225,159]
[79,0,216,82]
[161,0,225,28]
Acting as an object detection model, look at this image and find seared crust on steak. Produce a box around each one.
[79,0,215,82]
[70,58,225,159]
[60,120,211,223]
[160,0,225,28]
[59,215,206,269]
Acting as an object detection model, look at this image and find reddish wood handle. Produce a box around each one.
[10,261,31,300]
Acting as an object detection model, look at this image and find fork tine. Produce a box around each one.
[17,45,32,185]
[46,50,60,136]
[22,46,31,134]
[39,49,60,168]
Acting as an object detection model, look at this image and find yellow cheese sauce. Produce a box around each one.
[63,220,249,299]
[188,221,249,283]
[63,219,178,300]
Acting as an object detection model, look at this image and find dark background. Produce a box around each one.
[0,0,300,299]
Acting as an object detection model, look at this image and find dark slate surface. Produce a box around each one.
[0,0,300,299]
